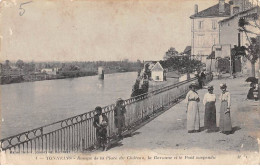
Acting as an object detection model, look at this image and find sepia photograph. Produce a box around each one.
[0,0,259,165]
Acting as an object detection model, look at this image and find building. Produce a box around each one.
[190,0,231,63]
[219,2,259,75]
[190,0,259,75]
[41,68,58,75]
[150,62,165,82]
[219,1,259,48]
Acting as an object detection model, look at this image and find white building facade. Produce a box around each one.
[151,62,165,82]
[190,0,259,75]
[190,0,230,64]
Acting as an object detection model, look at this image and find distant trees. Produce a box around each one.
[23,62,35,74]
[2,60,143,76]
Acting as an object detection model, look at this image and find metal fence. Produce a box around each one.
[0,75,212,153]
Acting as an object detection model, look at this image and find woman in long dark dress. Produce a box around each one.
[219,83,232,134]
[203,86,216,132]
[247,82,256,100]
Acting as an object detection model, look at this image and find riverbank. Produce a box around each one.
[0,70,138,85]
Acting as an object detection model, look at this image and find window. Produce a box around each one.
[211,34,218,45]
[197,34,205,47]
[212,20,217,30]
[198,51,204,56]
[198,21,204,29]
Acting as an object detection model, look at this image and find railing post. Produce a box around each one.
[81,138,85,152]
[41,128,43,152]
[0,141,2,153]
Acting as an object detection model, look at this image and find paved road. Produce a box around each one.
[101,76,260,164]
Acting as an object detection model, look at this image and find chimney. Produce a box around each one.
[219,0,225,14]
[194,4,198,14]
[229,0,234,15]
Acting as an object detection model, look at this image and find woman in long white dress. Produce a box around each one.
[185,82,200,133]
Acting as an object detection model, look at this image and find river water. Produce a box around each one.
[1,72,137,138]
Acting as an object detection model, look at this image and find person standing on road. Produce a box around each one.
[203,86,217,132]
[198,73,203,89]
[114,98,126,139]
[185,82,200,133]
[200,71,206,87]
[219,83,232,134]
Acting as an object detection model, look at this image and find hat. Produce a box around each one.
[208,85,214,90]
[220,83,227,89]
[116,98,124,103]
[189,82,198,88]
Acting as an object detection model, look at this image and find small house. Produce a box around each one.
[150,62,165,82]
[41,68,58,75]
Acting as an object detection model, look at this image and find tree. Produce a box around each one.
[144,63,151,78]
[160,55,202,74]
[244,37,260,77]
[238,16,260,45]
[15,59,24,69]
[238,15,260,77]
[239,18,256,45]
[163,47,179,60]
[231,45,246,73]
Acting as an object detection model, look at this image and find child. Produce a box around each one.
[93,106,109,151]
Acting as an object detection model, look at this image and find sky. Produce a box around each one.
[0,0,218,62]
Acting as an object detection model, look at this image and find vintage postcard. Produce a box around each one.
[0,0,260,165]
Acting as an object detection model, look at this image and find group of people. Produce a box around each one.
[185,82,232,134]
[92,81,233,151]
[93,98,126,151]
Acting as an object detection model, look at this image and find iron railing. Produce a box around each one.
[0,75,212,153]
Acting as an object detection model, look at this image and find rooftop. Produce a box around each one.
[219,6,259,23]
[151,62,164,72]
[183,46,191,55]
[190,3,231,19]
